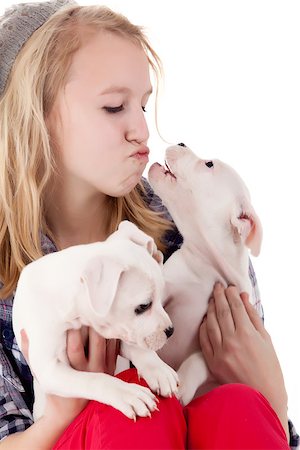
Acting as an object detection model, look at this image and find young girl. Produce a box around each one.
[0,0,298,448]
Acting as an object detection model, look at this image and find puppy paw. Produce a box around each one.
[177,383,197,407]
[137,361,179,398]
[176,351,208,406]
[109,381,158,420]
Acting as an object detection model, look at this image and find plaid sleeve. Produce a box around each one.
[0,344,33,441]
[248,258,264,320]
[289,420,300,449]
[0,235,57,442]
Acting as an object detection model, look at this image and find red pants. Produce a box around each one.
[53,369,289,450]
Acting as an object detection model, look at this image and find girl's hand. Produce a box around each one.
[66,326,119,376]
[199,283,289,441]
[20,327,119,427]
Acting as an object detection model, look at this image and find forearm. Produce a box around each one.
[269,400,289,444]
[0,416,68,450]
[256,379,289,443]
[277,410,289,444]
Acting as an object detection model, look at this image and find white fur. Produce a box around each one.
[12,220,178,421]
[148,144,263,405]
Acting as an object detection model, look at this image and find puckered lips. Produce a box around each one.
[130,146,150,161]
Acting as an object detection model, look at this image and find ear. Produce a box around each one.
[80,256,125,318]
[152,249,164,266]
[115,220,163,267]
[230,200,263,256]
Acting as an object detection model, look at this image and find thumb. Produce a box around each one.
[20,329,29,363]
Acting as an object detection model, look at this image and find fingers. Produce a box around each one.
[205,298,222,348]
[199,317,214,358]
[240,294,266,334]
[213,284,265,335]
[67,329,87,371]
[214,283,264,334]
[106,339,120,375]
[67,328,116,374]
[87,328,106,372]
[213,284,236,334]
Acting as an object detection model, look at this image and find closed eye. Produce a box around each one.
[103,105,124,113]
[103,105,147,114]
[134,301,152,315]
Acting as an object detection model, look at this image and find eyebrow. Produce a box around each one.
[98,86,153,96]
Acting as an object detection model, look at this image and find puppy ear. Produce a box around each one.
[152,249,164,266]
[230,200,263,256]
[80,256,125,317]
[115,220,163,266]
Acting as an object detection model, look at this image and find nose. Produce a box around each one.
[205,161,214,168]
[164,326,174,339]
[177,142,186,147]
[125,108,149,144]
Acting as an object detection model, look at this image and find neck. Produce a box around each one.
[44,183,110,250]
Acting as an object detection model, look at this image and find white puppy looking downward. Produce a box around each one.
[12,220,178,421]
[148,143,263,406]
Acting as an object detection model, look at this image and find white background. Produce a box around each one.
[1,0,299,433]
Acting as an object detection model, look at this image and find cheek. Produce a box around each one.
[67,103,122,150]
[62,123,121,174]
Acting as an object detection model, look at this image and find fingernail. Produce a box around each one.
[214,282,222,289]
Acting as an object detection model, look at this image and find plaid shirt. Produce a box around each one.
[0,178,299,447]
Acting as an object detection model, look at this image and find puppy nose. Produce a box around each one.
[177,142,186,147]
[205,161,214,168]
[164,326,174,338]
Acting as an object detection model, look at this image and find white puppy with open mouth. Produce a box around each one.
[148,143,263,406]
[12,220,178,421]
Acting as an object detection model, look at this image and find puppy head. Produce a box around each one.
[80,242,172,351]
[148,144,262,256]
[102,266,173,351]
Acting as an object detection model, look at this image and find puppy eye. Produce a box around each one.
[205,161,214,168]
[135,301,152,315]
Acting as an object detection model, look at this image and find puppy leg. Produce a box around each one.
[177,351,208,406]
[121,342,179,397]
[34,359,158,421]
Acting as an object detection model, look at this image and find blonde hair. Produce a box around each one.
[0,4,174,299]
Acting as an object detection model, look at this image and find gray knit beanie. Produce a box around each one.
[0,0,78,97]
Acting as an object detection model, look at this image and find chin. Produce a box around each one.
[119,177,142,196]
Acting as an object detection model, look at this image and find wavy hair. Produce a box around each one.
[0,4,174,299]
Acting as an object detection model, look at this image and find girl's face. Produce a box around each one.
[48,31,152,198]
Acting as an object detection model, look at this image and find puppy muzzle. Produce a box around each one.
[164,326,174,338]
[144,326,174,351]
